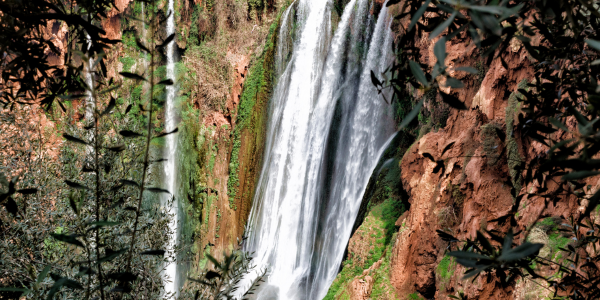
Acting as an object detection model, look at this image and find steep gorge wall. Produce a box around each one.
[170,0,292,275]
[36,0,287,274]
[389,33,585,298]
[188,7,284,268]
[334,5,583,300]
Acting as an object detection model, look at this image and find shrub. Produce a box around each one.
[120,56,136,72]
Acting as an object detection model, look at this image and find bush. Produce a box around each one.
[120,56,136,72]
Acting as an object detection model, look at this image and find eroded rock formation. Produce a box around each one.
[336,3,590,299]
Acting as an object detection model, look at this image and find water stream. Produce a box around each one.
[244,0,395,299]
[163,0,179,296]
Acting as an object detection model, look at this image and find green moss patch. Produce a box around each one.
[227,5,287,209]
[535,217,572,261]
[436,255,456,291]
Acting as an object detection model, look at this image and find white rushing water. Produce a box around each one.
[164,0,179,297]
[84,34,95,158]
[141,3,147,70]
[244,0,395,299]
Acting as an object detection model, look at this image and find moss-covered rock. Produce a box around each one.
[227,2,289,218]
[324,199,405,300]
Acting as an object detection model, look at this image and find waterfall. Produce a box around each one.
[84,33,95,158]
[141,3,147,70]
[244,0,395,299]
[141,3,145,38]
[163,0,179,297]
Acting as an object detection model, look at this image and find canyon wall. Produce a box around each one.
[32,1,586,298]
[332,4,584,300]
[162,0,289,275]
[37,0,288,276]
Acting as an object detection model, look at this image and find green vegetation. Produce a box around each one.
[537,217,556,228]
[122,31,138,50]
[417,119,433,141]
[120,56,136,72]
[437,256,455,280]
[208,144,218,173]
[189,4,204,46]
[381,198,405,245]
[369,241,399,299]
[0,6,179,296]
[43,226,66,258]
[324,198,404,300]
[548,233,571,261]
[408,293,423,300]
[334,133,411,299]
[448,183,465,206]
[227,7,284,208]
[7,0,600,297]
[0,0,286,298]
[247,0,271,19]
[215,208,222,238]
[534,218,571,261]
[436,255,456,291]
[395,95,415,127]
[375,0,600,296]
[204,194,217,225]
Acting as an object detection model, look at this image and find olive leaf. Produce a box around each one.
[105,144,126,152]
[50,233,84,248]
[65,180,90,190]
[17,188,38,195]
[455,66,478,74]
[398,98,424,129]
[153,127,179,139]
[146,187,171,194]
[409,60,428,87]
[98,248,128,264]
[101,97,116,116]
[409,0,432,31]
[430,11,457,40]
[119,130,144,138]
[136,38,151,53]
[440,91,467,110]
[120,72,147,82]
[63,134,88,145]
[158,79,174,86]
[140,249,165,256]
[159,33,175,48]
[120,179,140,187]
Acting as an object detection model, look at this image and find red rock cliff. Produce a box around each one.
[374,9,582,300]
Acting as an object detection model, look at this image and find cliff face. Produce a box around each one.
[339,8,583,300]
[34,0,585,297]
[390,33,535,298]
[35,0,286,271]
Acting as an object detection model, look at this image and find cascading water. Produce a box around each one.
[141,3,147,70]
[163,0,179,297]
[244,0,395,299]
[84,34,95,158]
